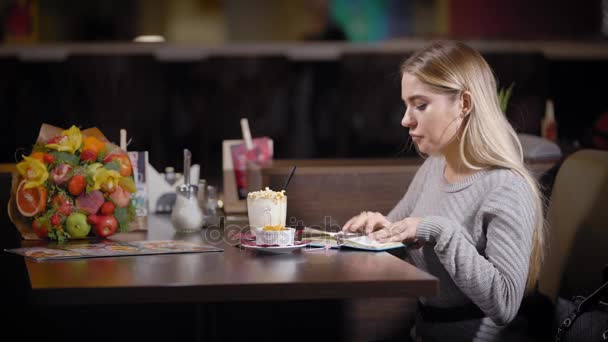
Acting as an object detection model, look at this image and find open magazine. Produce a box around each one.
[5,240,223,261]
[303,227,404,251]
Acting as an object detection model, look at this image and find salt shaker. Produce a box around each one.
[171,149,204,232]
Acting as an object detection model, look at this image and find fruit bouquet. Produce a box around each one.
[8,124,137,241]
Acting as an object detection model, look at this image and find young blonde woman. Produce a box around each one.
[343,41,545,341]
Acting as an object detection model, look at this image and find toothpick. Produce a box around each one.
[240,118,253,150]
[120,129,127,151]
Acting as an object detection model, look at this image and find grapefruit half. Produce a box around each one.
[16,180,47,217]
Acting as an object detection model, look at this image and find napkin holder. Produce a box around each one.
[147,163,200,214]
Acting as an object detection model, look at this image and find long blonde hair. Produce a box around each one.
[401,41,546,292]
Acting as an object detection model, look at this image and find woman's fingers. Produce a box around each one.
[343,212,391,234]
[341,216,357,232]
[364,214,378,234]
[379,215,392,227]
[350,212,370,232]
[377,232,408,243]
[364,212,388,234]
[373,215,393,234]
[368,217,422,245]
[371,221,409,242]
[342,212,367,232]
[370,226,391,240]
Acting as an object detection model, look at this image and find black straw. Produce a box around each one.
[282,165,297,191]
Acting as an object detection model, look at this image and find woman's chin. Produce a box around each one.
[415,143,429,155]
[416,144,439,156]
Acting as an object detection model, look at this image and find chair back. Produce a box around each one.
[538,149,608,301]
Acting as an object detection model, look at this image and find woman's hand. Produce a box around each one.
[370,217,422,246]
[342,211,391,234]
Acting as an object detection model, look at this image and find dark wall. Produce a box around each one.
[1,53,605,187]
[450,0,602,39]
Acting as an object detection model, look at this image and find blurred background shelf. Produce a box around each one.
[1,39,608,61]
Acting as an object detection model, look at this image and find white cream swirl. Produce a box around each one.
[247,187,286,202]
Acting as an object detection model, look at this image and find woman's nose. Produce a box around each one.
[401,110,415,128]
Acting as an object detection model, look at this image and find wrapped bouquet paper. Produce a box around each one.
[8,124,137,241]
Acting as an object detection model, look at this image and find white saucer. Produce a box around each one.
[240,240,310,254]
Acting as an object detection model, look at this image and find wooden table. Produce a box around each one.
[24,214,438,306]
[12,214,438,341]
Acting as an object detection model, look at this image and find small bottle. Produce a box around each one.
[164,166,176,185]
[197,179,208,228]
[205,185,219,227]
[197,179,208,213]
[542,99,557,142]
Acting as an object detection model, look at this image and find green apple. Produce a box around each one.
[66,212,91,239]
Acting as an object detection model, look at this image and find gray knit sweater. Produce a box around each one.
[387,156,536,342]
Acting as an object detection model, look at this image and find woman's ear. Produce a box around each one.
[460,91,473,117]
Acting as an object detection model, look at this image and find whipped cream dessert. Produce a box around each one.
[255,226,295,246]
[247,187,287,236]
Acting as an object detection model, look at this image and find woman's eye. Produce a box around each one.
[416,104,427,111]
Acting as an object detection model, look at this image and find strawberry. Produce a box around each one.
[32,218,50,239]
[47,136,63,144]
[68,174,86,196]
[43,153,55,164]
[100,201,115,215]
[50,213,62,226]
[80,149,98,163]
[51,193,74,216]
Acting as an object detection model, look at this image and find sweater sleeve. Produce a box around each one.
[387,157,434,222]
[415,179,536,326]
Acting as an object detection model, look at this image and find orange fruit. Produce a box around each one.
[82,136,105,154]
[16,180,48,217]
[29,152,45,163]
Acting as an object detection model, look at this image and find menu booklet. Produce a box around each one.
[5,240,223,261]
[303,227,405,251]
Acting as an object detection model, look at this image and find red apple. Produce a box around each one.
[94,215,118,238]
[87,214,100,225]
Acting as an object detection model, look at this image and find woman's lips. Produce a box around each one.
[410,134,422,141]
